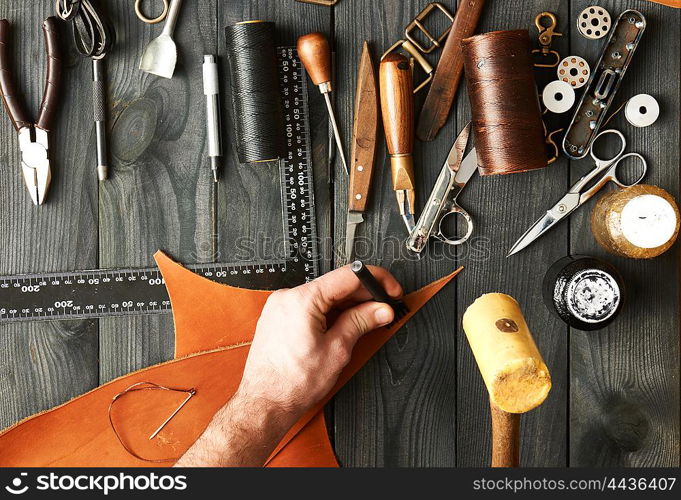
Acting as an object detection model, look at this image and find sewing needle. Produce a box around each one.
[148,389,196,440]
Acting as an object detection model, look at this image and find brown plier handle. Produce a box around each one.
[0,19,31,131]
[37,17,62,131]
[0,17,62,132]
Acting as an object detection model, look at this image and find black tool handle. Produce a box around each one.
[351,261,392,303]
[37,17,62,131]
[0,19,31,131]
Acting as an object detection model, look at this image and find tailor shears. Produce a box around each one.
[508,129,647,257]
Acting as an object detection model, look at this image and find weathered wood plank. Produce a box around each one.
[455,0,569,467]
[98,0,218,381]
[0,1,99,428]
[568,0,680,467]
[217,1,332,273]
[333,0,463,467]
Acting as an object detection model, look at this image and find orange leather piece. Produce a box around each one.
[647,0,680,7]
[0,253,461,467]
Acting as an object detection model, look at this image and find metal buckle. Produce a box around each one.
[381,2,453,93]
[532,12,562,68]
[405,2,454,54]
[295,0,339,5]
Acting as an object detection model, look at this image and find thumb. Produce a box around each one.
[327,301,394,346]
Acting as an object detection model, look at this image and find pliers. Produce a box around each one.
[0,17,62,205]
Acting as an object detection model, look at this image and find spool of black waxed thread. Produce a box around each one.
[225,21,285,163]
[542,255,625,331]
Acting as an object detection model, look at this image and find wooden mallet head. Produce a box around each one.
[462,293,551,467]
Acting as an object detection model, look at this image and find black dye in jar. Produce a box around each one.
[542,255,624,331]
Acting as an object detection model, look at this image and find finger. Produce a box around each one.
[300,264,402,314]
[326,300,394,348]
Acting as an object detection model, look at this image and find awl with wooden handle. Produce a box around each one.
[297,32,348,175]
[380,53,416,233]
[345,42,379,264]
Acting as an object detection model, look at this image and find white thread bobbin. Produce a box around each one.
[557,56,590,88]
[542,80,576,113]
[625,94,659,128]
[577,6,611,40]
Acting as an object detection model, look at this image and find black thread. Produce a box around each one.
[225,22,285,163]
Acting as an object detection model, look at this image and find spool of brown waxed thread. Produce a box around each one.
[462,30,547,175]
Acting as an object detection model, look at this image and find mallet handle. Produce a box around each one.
[490,400,520,467]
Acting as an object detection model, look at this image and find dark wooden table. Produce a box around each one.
[0,0,678,467]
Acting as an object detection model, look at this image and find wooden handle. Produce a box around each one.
[490,400,520,467]
[349,42,378,212]
[379,53,413,156]
[297,32,332,87]
[417,0,486,142]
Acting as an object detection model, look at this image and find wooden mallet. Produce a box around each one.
[462,293,552,467]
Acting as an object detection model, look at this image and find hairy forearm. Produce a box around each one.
[174,391,297,467]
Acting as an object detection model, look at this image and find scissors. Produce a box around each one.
[508,129,647,257]
[406,123,476,253]
[134,0,169,24]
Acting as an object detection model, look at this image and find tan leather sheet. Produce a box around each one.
[0,252,461,467]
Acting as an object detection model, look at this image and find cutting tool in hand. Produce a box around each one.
[407,123,477,253]
[508,129,647,257]
[0,17,62,205]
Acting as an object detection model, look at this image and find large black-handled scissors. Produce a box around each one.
[508,129,647,257]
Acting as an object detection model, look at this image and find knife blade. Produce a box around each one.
[345,41,379,264]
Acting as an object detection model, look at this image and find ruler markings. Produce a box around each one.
[0,48,319,324]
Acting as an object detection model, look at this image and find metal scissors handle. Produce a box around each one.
[571,129,647,207]
[135,0,169,24]
[434,198,474,246]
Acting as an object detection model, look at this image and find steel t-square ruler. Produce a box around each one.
[0,47,319,324]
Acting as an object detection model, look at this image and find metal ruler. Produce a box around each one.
[0,47,319,324]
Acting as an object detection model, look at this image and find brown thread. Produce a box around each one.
[462,30,548,175]
[108,381,196,463]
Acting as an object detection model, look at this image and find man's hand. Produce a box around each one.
[175,264,402,467]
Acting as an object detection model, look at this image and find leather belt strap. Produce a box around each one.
[416,0,486,142]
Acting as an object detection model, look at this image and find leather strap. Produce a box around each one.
[416,0,486,142]
[37,17,62,131]
[0,20,31,131]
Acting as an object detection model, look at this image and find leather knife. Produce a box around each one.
[344,41,379,264]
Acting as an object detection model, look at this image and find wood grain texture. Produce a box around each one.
[0,0,677,469]
[297,32,333,86]
[455,0,569,467]
[217,1,331,271]
[0,1,99,428]
[491,401,521,467]
[348,42,379,213]
[379,53,414,156]
[98,0,218,382]
[334,0,462,467]
[416,0,486,142]
[568,0,680,467]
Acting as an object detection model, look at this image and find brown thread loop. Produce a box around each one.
[108,381,196,463]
